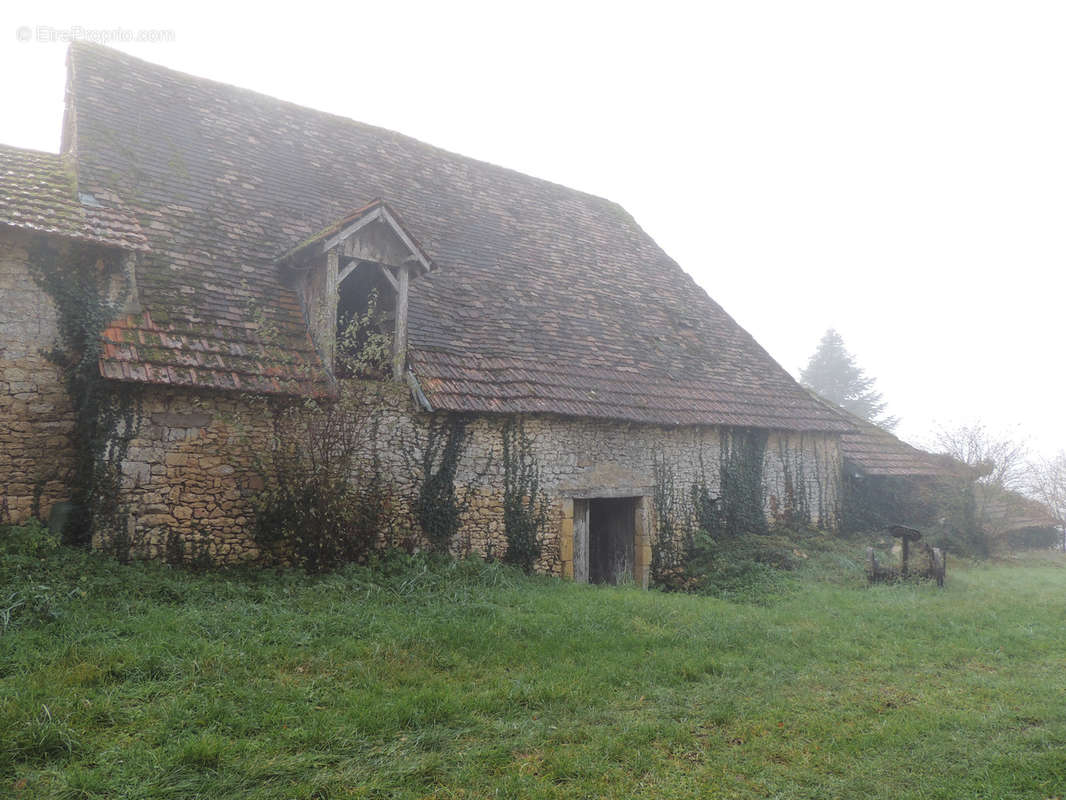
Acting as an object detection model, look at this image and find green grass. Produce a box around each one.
[2,538,1066,799]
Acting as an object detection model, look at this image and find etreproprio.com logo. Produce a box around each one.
[16,25,176,44]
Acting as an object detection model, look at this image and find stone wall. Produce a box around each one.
[0,230,76,523]
[102,379,841,579]
[1,230,842,579]
[102,387,279,561]
[439,415,840,578]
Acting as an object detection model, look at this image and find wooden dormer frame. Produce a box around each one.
[279,199,433,383]
[325,203,431,277]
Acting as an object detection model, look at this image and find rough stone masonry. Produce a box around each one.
[1,44,854,584]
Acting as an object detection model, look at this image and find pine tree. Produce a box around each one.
[800,329,898,430]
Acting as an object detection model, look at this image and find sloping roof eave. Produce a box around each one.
[63,42,859,431]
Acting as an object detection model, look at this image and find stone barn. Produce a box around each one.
[818,397,973,537]
[0,43,851,585]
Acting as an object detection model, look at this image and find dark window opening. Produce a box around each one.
[589,497,637,585]
[335,260,395,379]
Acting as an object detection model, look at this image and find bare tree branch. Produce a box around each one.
[1026,452,1066,551]
[933,421,1029,491]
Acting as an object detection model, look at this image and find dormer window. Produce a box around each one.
[335,267,393,379]
[278,199,432,383]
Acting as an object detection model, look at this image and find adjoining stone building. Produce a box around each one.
[977,488,1062,552]
[0,144,149,526]
[1,43,852,584]
[813,396,976,544]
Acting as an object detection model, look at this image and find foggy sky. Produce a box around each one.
[3,1,1063,457]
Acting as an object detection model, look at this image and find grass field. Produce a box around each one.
[2,534,1065,799]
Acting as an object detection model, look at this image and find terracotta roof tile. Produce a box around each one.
[67,43,848,428]
[99,311,332,397]
[808,393,961,477]
[980,488,1059,533]
[0,143,147,251]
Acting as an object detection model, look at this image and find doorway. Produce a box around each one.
[588,497,637,585]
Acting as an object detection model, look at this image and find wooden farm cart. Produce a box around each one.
[866,525,947,586]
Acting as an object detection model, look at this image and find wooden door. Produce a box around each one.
[589,498,636,584]
[573,499,590,583]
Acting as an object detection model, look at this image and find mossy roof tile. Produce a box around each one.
[67,42,848,427]
[0,144,147,251]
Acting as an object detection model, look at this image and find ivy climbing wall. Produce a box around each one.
[0,228,841,570]
[96,379,840,573]
[0,231,77,523]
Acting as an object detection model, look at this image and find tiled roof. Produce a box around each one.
[0,143,147,251]
[67,43,849,429]
[100,310,331,396]
[979,488,1060,533]
[810,393,960,477]
[842,424,953,477]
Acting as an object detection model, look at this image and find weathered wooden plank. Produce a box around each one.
[380,205,431,274]
[378,263,399,292]
[406,370,434,411]
[321,207,382,253]
[573,499,590,584]
[337,257,360,286]
[323,247,339,368]
[634,496,651,589]
[392,263,410,381]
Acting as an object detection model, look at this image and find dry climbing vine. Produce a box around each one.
[501,418,549,573]
[770,437,812,529]
[413,415,477,555]
[250,392,388,571]
[712,428,768,536]
[26,238,137,547]
[651,431,772,590]
[651,454,694,581]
